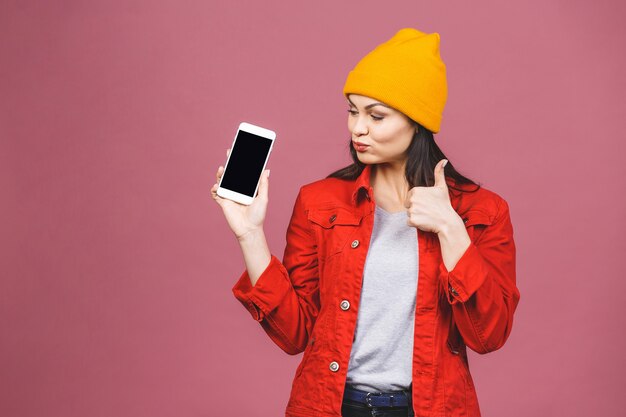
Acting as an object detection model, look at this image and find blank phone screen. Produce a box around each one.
[220,130,273,197]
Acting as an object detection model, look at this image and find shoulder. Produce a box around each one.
[296,176,356,208]
[450,180,511,223]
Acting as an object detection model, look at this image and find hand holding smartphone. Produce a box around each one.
[211,123,274,282]
[217,122,276,205]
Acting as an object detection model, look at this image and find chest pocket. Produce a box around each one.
[461,210,494,243]
[307,206,363,258]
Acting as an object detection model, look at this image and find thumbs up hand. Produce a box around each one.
[404,159,462,234]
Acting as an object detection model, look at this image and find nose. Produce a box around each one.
[351,115,369,136]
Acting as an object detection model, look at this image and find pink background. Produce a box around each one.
[2,1,625,416]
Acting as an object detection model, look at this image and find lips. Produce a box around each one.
[353,142,370,152]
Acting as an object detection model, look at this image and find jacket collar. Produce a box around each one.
[351,164,373,206]
[350,163,462,206]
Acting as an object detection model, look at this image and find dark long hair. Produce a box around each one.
[326,120,481,194]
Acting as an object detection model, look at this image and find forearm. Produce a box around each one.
[437,215,471,272]
[237,228,272,286]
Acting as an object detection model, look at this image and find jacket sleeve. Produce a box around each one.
[231,187,319,355]
[438,197,521,354]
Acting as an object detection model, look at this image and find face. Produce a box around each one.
[347,94,417,167]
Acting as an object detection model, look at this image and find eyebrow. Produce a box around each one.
[347,98,392,110]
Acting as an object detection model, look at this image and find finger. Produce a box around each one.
[257,169,270,200]
[226,148,231,157]
[216,166,224,182]
[404,187,419,208]
[210,183,223,205]
[433,159,448,188]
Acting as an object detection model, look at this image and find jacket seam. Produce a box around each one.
[245,298,262,321]
[248,294,266,318]
[265,310,304,354]
[299,187,316,240]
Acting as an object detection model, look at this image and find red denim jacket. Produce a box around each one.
[232,163,520,417]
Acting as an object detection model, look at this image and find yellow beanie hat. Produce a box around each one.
[343,28,447,133]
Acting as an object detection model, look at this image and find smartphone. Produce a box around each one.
[217,122,276,205]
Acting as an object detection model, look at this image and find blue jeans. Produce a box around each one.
[341,386,414,417]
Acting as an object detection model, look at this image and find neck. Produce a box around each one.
[371,161,410,206]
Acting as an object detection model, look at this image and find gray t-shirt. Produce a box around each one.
[345,204,419,392]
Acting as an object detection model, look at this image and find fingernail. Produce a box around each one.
[443,160,448,167]
[267,169,270,178]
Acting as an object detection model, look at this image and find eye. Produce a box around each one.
[346,109,384,121]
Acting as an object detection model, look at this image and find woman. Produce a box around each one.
[211,28,520,417]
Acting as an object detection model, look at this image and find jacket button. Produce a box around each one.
[449,285,459,296]
[329,361,340,372]
[463,218,468,223]
[351,240,360,248]
[329,214,337,223]
[340,300,350,310]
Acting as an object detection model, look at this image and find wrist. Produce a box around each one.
[437,213,466,239]
[237,227,265,244]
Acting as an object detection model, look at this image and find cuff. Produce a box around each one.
[439,242,488,305]
[231,254,292,322]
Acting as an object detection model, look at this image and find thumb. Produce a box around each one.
[434,159,448,188]
[257,169,270,200]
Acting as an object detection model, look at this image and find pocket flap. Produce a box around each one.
[461,210,494,227]
[308,207,362,229]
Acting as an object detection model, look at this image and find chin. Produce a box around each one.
[357,154,379,164]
